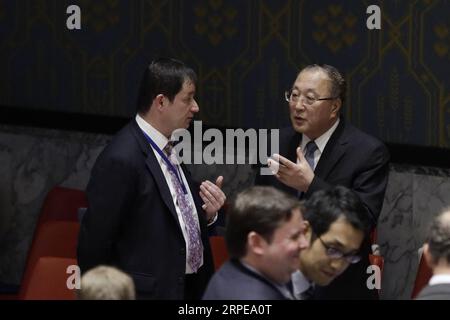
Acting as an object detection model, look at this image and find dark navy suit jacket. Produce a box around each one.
[77,120,214,299]
[203,260,289,300]
[257,118,390,299]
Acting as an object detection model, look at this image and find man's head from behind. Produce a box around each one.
[423,208,450,273]
[77,265,136,300]
[299,186,371,286]
[136,58,199,137]
[226,186,309,284]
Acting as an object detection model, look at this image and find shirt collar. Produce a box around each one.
[135,114,169,151]
[301,118,340,153]
[429,274,450,286]
[291,269,312,296]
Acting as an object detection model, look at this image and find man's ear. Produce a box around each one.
[155,94,165,111]
[303,220,313,243]
[331,98,342,117]
[423,243,435,269]
[248,231,266,256]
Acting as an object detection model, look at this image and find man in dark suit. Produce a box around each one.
[292,186,372,300]
[77,58,226,299]
[203,186,309,300]
[416,208,450,300]
[256,64,390,299]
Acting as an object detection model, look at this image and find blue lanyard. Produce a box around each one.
[141,130,188,194]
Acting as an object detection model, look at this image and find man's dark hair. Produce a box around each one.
[225,186,301,259]
[304,186,371,238]
[136,57,197,114]
[427,209,450,264]
[301,64,346,104]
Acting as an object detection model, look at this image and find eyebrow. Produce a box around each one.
[184,91,195,97]
[326,239,359,253]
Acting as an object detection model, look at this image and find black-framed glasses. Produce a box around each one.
[284,90,337,106]
[318,237,361,264]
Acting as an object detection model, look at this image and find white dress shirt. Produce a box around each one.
[136,114,203,274]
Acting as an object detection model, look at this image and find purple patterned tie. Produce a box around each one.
[164,141,203,272]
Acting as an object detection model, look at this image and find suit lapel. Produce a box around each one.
[130,121,181,225]
[314,119,348,180]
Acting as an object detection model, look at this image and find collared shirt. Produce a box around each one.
[299,118,340,170]
[291,269,313,300]
[136,114,203,274]
[429,274,450,286]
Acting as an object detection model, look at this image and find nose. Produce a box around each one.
[329,257,348,271]
[191,99,199,113]
[294,96,306,111]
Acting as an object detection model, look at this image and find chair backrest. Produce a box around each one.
[19,221,80,299]
[369,254,384,273]
[368,254,384,297]
[39,186,88,224]
[209,236,229,271]
[370,229,377,245]
[411,253,433,299]
[21,257,78,300]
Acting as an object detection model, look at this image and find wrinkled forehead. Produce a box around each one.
[294,69,332,93]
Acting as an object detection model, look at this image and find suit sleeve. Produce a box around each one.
[77,155,137,272]
[306,143,390,227]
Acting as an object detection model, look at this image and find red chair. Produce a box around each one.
[38,186,87,224]
[209,236,229,271]
[19,221,80,299]
[21,257,78,300]
[369,254,384,274]
[370,229,377,246]
[411,253,433,299]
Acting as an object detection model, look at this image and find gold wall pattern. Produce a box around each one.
[0,0,448,148]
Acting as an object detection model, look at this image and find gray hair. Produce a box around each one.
[77,265,136,300]
[427,208,450,264]
[301,64,346,104]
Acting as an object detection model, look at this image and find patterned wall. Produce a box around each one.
[0,0,449,148]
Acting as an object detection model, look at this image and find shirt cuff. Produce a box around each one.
[207,212,218,227]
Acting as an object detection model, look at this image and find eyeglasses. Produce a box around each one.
[318,237,361,264]
[285,90,337,106]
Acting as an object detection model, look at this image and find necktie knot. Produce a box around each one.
[164,141,180,165]
[164,141,174,156]
[304,140,318,170]
[305,140,318,156]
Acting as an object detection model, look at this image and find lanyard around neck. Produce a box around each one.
[141,130,187,194]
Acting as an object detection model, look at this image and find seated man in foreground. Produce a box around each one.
[292,186,372,299]
[203,186,309,300]
[416,208,450,300]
